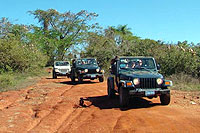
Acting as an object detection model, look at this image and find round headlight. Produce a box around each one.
[84,69,88,73]
[96,68,100,72]
[133,78,140,85]
[157,78,163,85]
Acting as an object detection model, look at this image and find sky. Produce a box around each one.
[1,0,200,44]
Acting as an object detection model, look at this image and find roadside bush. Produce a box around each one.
[0,38,48,73]
[0,73,15,89]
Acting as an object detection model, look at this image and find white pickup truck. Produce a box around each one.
[52,61,71,79]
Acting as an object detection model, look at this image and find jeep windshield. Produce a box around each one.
[55,61,69,66]
[76,59,98,66]
[119,58,156,71]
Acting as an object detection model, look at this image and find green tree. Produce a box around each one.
[29,9,98,64]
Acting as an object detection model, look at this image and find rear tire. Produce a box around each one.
[78,75,83,83]
[160,93,170,105]
[107,78,115,98]
[119,86,129,107]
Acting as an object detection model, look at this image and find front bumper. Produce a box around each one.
[56,72,70,76]
[82,73,104,79]
[129,88,170,97]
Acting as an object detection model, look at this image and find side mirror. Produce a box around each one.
[157,64,161,70]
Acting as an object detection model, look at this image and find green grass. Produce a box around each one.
[166,73,200,91]
[0,68,50,92]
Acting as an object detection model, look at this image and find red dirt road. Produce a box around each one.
[0,76,200,132]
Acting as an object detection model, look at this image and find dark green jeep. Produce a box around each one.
[107,56,172,107]
[70,58,104,83]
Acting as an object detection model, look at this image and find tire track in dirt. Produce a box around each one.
[1,76,200,132]
[29,79,104,132]
[28,85,77,132]
[0,78,74,132]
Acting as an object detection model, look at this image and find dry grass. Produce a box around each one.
[167,73,200,91]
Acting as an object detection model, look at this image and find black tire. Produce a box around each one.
[71,76,75,82]
[53,70,57,79]
[70,69,76,83]
[78,75,83,83]
[160,93,170,105]
[99,77,104,82]
[107,78,115,98]
[119,86,129,107]
[70,75,75,82]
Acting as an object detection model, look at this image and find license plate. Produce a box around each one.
[91,75,96,78]
[145,91,155,96]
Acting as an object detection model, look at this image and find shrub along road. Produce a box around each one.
[0,76,200,132]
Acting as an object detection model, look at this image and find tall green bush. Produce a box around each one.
[0,38,48,73]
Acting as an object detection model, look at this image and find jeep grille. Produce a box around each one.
[59,69,69,72]
[139,78,157,89]
[88,69,96,74]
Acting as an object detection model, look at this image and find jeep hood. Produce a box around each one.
[54,66,70,69]
[77,65,99,70]
[120,70,163,79]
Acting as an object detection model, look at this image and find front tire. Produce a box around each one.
[119,86,129,107]
[99,77,104,82]
[70,74,75,82]
[53,70,57,79]
[160,93,170,105]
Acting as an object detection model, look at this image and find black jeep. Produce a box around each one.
[70,58,104,83]
[107,56,172,107]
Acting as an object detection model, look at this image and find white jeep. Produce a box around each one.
[52,61,71,79]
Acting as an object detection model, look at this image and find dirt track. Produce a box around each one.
[0,76,200,132]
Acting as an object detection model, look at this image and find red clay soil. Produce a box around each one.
[0,76,200,132]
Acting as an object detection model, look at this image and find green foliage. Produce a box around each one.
[0,73,15,89]
[0,18,48,73]
[83,25,200,78]
[0,38,48,73]
[82,32,117,72]
[29,9,99,64]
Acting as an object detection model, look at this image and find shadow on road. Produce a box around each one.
[46,77,67,79]
[60,80,97,85]
[79,95,161,111]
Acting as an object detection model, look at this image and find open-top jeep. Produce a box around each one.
[107,56,172,107]
[70,58,104,83]
[52,61,71,79]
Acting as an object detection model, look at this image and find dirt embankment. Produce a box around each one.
[0,77,200,132]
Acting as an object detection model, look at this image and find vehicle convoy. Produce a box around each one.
[70,58,104,83]
[52,61,71,79]
[107,56,173,107]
